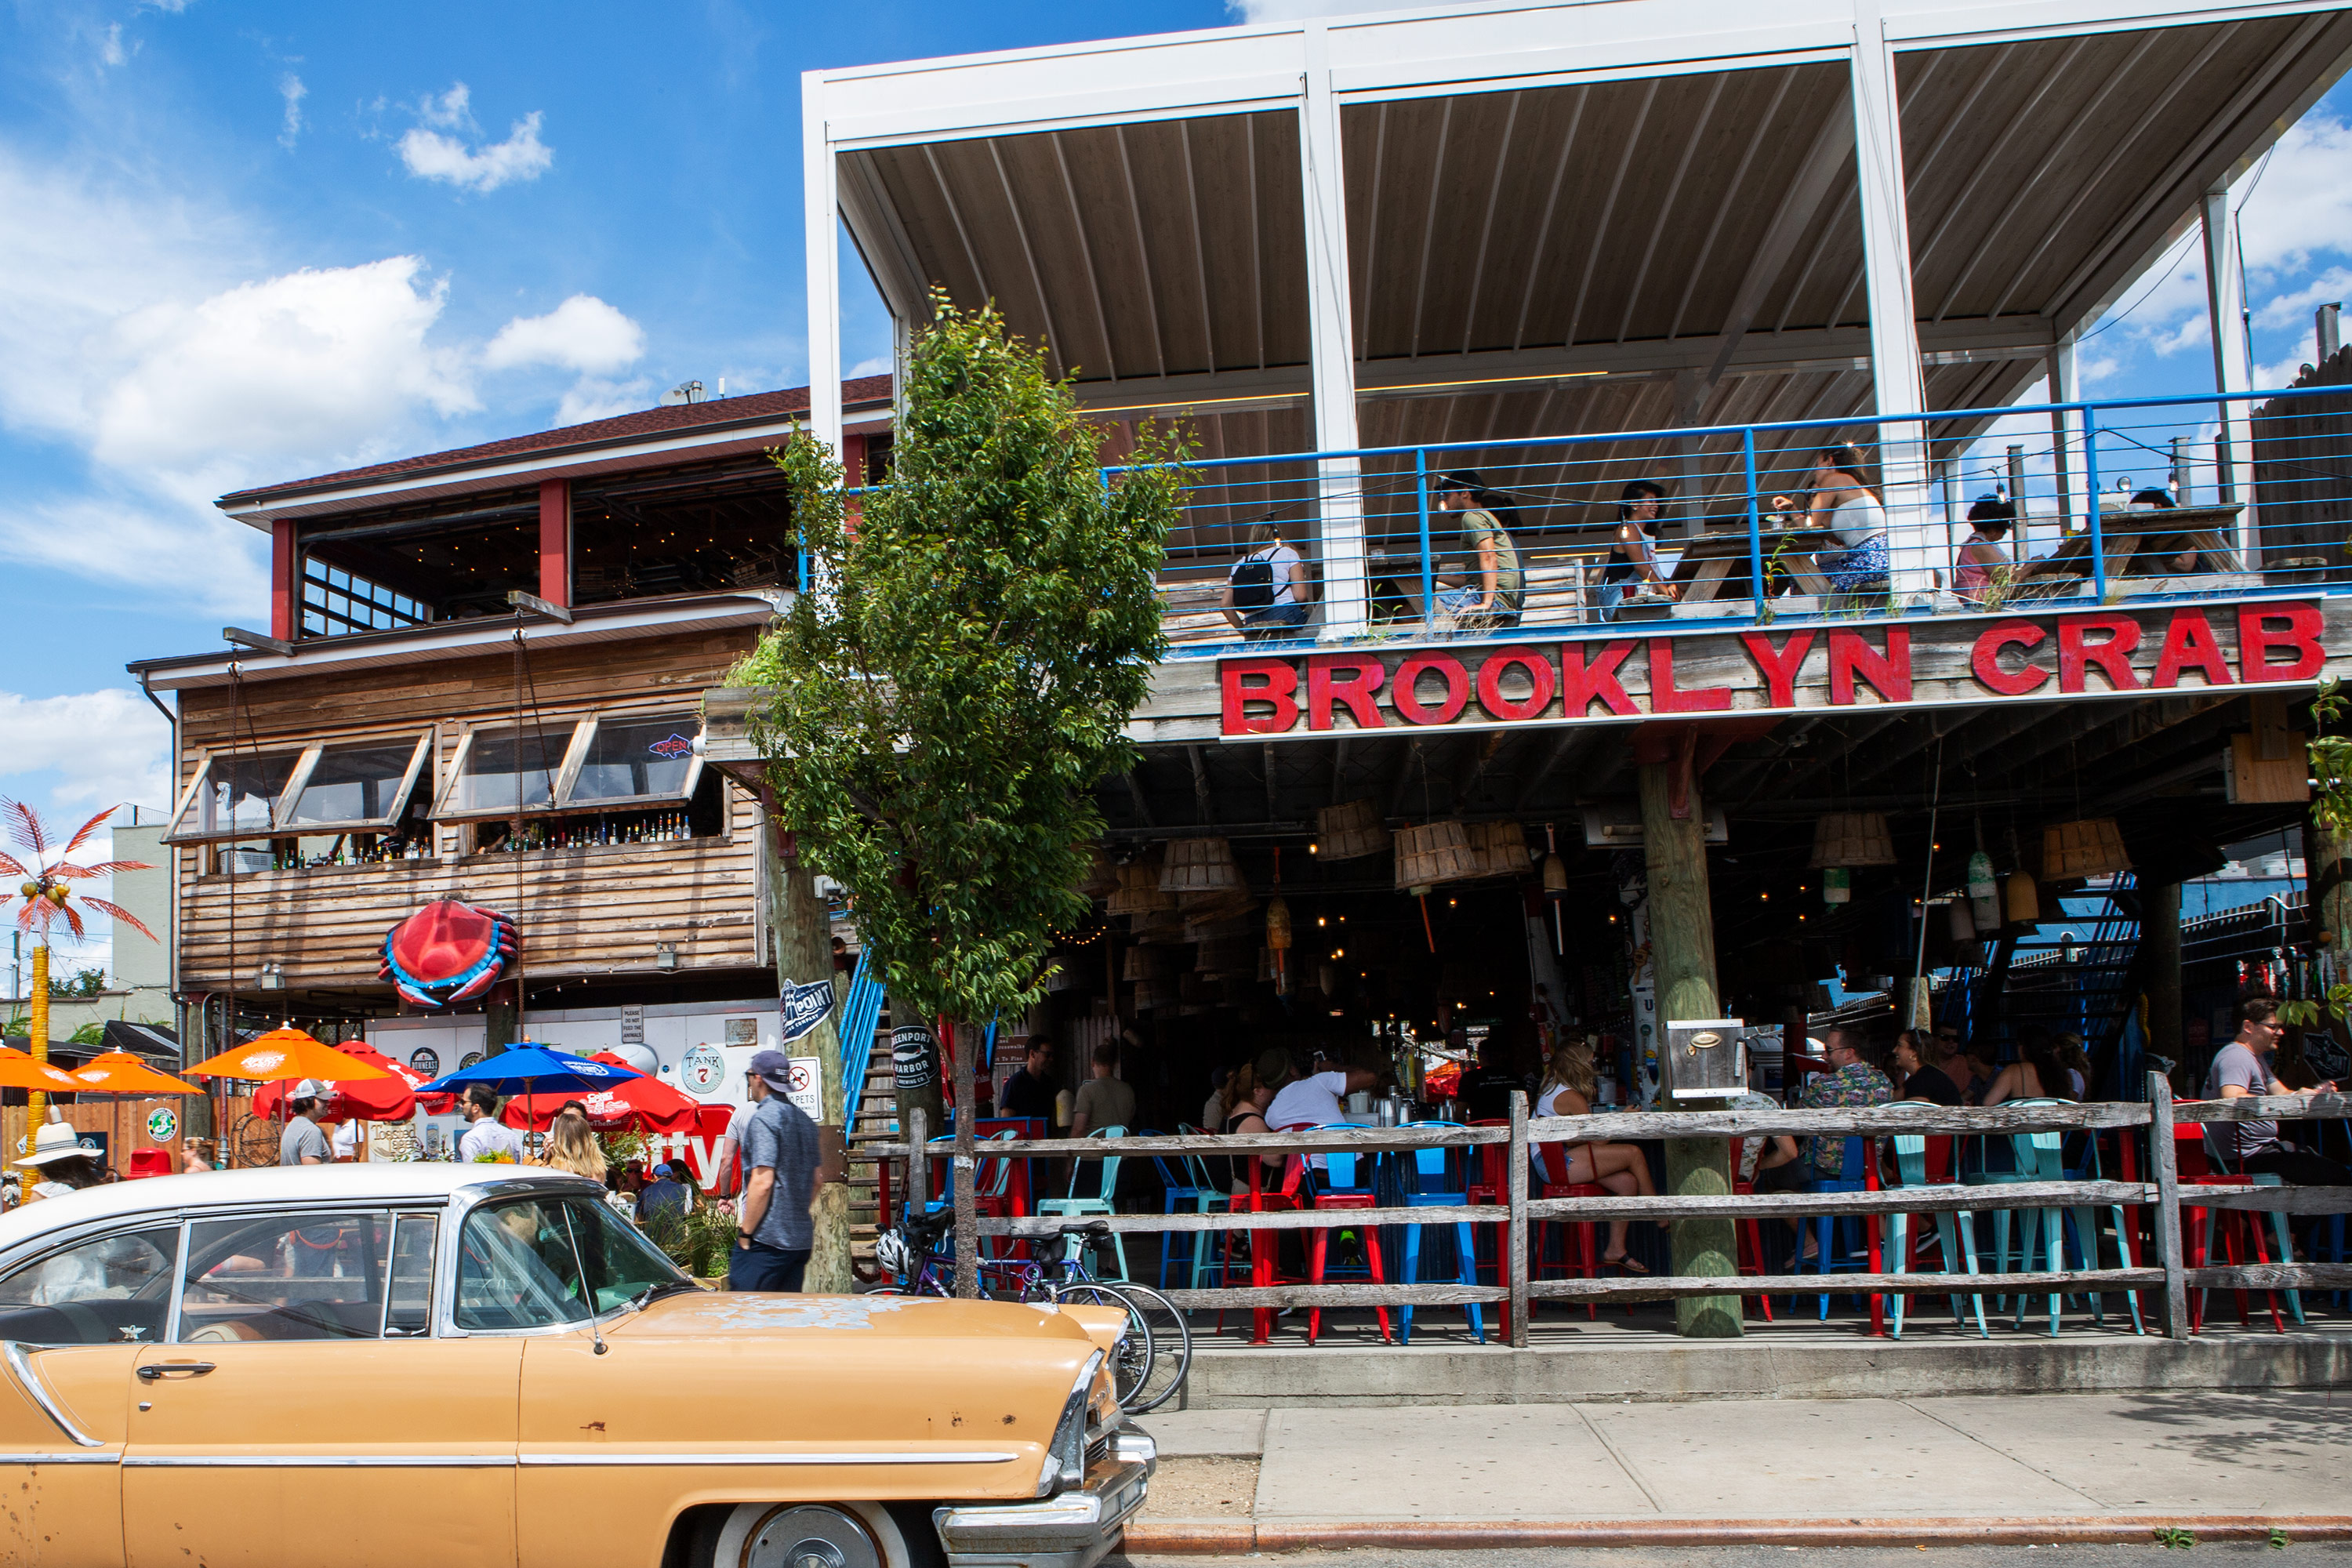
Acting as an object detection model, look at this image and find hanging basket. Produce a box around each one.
[1160,837,1243,893]
[1122,946,1172,982]
[1808,812,1898,869]
[2043,818,2132,879]
[1131,912,1190,945]
[1185,904,1259,942]
[1316,800,1392,862]
[1076,846,1120,899]
[1467,821,1530,879]
[1395,821,1479,891]
[1132,978,1175,1011]
[1106,857,1175,916]
[1197,935,1256,977]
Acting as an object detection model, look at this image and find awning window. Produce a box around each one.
[431,724,575,821]
[163,750,305,844]
[564,715,704,809]
[278,735,434,833]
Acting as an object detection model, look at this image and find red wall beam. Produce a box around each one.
[539,478,571,607]
[270,520,297,641]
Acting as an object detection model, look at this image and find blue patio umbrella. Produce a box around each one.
[415,1044,645,1098]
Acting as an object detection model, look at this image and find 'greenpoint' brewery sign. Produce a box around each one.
[1208,600,2339,740]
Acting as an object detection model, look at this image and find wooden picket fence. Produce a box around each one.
[870,1076,2352,1342]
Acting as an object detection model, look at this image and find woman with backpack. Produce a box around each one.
[1219,518,1315,641]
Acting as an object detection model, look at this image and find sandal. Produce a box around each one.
[1602,1253,1652,1276]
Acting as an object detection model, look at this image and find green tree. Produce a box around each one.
[732,295,1183,1293]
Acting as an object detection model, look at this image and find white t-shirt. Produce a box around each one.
[458,1119,524,1161]
[332,1120,361,1161]
[1267,1071,1348,1131]
[1234,545,1302,608]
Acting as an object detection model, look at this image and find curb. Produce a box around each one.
[1123,1515,2352,1553]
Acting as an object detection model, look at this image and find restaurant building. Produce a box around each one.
[127,380,895,1162]
[764,0,2352,1131]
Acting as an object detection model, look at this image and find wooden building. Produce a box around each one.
[129,380,894,1083]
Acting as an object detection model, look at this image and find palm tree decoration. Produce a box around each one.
[2,801,155,1124]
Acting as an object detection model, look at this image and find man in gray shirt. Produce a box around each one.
[2203,996,2345,1184]
[728,1050,822,1291]
[279,1080,332,1167]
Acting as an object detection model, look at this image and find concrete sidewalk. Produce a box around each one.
[1126,1392,2352,1551]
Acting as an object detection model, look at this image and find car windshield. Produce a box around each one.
[454,1194,690,1331]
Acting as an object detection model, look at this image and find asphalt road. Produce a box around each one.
[1116,1545,2352,1568]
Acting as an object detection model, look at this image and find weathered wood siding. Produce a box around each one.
[175,631,768,989]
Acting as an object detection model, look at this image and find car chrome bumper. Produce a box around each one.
[932,1428,1156,1568]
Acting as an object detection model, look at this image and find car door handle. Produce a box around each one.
[136,1363,216,1381]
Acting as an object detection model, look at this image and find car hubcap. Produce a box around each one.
[744,1506,881,1568]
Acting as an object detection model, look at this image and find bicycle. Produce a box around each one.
[871,1210,1192,1414]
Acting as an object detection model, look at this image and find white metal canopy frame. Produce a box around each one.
[802,0,2352,630]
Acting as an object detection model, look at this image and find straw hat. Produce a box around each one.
[17,1121,95,1168]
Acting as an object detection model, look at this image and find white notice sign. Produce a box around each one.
[786,1056,822,1119]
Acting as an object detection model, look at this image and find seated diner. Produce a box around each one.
[1534,1044,1662,1276]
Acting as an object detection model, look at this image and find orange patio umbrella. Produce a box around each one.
[68,1051,202,1096]
[0,1047,89,1094]
[183,1025,395,1086]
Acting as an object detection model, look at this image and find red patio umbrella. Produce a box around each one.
[253,1040,448,1123]
[498,1051,703,1134]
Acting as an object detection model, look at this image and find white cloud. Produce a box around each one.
[0,690,171,815]
[2252,265,2352,331]
[415,82,472,131]
[2238,117,2352,280]
[93,256,478,471]
[848,354,892,378]
[483,294,644,375]
[99,23,125,67]
[278,74,306,149]
[398,104,552,193]
[555,377,654,426]
[0,489,267,619]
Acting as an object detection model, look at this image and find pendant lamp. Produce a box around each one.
[2042,818,2131,880]
[1808,813,1899,869]
[1160,837,1243,893]
[1316,799,1391,862]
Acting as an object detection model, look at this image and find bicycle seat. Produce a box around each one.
[1058,1220,1112,1237]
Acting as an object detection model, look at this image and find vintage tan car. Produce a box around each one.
[0,1163,1152,1568]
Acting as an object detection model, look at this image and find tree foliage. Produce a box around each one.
[732,295,1185,1027]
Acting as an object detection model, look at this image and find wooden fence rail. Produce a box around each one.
[875,1080,2351,1342]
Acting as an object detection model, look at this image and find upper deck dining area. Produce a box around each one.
[799,0,2352,658]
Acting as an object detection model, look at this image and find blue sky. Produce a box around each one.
[1,0,2347,975]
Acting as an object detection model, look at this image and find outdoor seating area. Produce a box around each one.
[868,1084,2352,1348]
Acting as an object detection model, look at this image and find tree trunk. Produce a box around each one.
[770,841,853,1294]
[1636,760,1740,1339]
[952,1018,979,1300]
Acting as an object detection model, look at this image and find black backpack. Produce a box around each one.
[1230,549,1277,611]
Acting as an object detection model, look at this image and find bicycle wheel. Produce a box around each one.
[1102,1279,1192,1414]
[1050,1283,1155,1406]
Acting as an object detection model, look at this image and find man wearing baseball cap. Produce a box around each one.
[729,1050,822,1292]
[279,1081,333,1167]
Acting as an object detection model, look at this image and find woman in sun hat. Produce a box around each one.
[17,1117,106,1200]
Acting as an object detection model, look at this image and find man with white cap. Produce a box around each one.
[279,1081,332,1167]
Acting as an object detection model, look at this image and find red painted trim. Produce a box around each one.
[538,478,570,607]
[270,520,297,641]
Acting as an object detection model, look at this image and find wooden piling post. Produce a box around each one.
[1638,756,1740,1338]
[2149,1073,2187,1338]
[906,1107,928,1246]
[1508,1090,1530,1348]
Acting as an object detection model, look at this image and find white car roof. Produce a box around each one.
[0,1163,599,1253]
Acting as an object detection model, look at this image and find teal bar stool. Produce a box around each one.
[1036,1126,1129,1280]
[1961,1099,2068,1335]
[1889,1129,1987,1338]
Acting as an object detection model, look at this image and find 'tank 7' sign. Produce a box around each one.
[1214,601,2340,739]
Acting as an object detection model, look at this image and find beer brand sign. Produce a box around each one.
[1214,600,2337,739]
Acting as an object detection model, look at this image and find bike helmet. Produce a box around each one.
[873,1226,914,1279]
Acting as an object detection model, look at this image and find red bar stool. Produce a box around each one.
[1527,1138,1607,1322]
[1300,1134,1393,1347]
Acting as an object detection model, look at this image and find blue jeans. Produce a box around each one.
[1240,601,1310,641]
[727,1239,810,1292]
